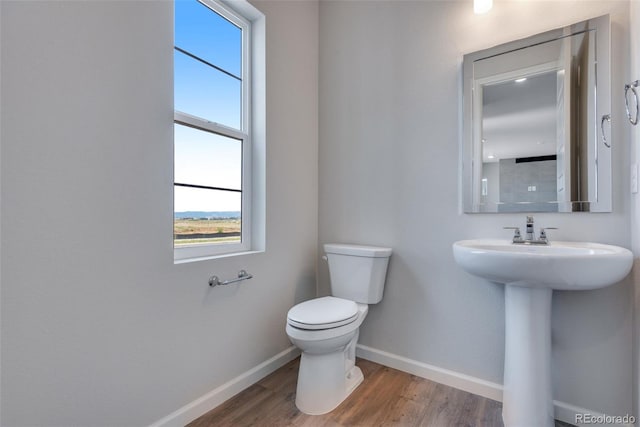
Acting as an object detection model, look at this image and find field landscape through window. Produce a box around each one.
[174,211,241,246]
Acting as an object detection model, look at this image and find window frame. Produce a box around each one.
[173,0,254,261]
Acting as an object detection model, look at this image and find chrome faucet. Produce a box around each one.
[525,216,535,241]
[504,216,557,245]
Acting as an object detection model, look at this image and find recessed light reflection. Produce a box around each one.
[474,0,493,14]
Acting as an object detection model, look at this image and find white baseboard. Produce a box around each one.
[357,344,631,427]
[149,346,300,427]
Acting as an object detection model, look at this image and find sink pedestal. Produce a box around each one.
[503,284,554,427]
[453,239,633,427]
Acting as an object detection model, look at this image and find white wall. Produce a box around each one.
[631,0,640,254]
[0,0,318,425]
[630,0,640,420]
[319,0,633,417]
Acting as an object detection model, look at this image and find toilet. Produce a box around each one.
[286,243,392,415]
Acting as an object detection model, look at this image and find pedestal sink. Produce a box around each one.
[452,239,633,427]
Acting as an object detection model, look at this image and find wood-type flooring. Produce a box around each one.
[188,357,574,427]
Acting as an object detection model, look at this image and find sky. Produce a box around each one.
[174,0,243,213]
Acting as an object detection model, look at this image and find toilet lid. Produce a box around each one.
[287,296,359,330]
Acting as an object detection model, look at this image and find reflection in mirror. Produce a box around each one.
[462,15,611,213]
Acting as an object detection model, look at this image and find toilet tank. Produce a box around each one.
[324,243,393,304]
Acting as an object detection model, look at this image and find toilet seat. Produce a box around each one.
[287,296,358,330]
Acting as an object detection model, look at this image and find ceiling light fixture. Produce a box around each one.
[474,0,493,14]
[515,77,527,83]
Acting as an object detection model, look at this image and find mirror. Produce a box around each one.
[462,15,611,213]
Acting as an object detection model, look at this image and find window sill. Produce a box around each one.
[174,249,264,265]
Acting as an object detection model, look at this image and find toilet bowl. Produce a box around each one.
[286,296,368,415]
[286,243,392,415]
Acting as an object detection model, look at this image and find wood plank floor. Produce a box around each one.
[188,357,573,427]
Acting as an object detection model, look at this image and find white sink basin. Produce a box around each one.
[453,239,632,290]
[452,239,632,427]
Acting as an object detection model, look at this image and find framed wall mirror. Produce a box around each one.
[461,15,611,213]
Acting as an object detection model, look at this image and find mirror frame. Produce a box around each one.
[461,15,611,213]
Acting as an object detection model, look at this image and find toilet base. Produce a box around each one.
[345,365,364,395]
[295,351,364,415]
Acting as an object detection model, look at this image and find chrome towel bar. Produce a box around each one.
[209,270,253,287]
[601,114,611,148]
[625,80,639,126]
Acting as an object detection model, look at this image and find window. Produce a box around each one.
[174,0,263,261]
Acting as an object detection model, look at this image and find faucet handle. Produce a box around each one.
[504,227,523,242]
[539,227,558,240]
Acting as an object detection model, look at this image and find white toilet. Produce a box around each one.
[286,243,392,415]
